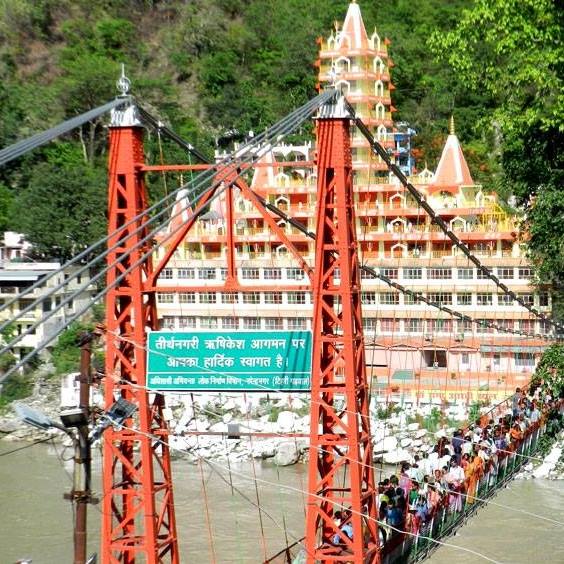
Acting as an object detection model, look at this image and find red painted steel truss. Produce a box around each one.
[103,124,179,564]
[304,112,380,562]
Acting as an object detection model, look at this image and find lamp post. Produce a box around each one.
[15,395,136,564]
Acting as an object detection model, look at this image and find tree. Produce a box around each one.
[12,151,107,260]
[429,0,564,309]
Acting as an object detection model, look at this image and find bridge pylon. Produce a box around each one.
[101,99,179,563]
[304,96,380,563]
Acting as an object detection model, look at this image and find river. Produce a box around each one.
[1,441,563,563]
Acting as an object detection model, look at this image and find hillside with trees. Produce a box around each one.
[0,0,562,306]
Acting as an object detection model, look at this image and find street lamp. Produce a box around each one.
[14,398,136,564]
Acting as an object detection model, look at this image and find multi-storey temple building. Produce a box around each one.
[154,1,550,403]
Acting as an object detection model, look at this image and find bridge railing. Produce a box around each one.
[380,409,545,563]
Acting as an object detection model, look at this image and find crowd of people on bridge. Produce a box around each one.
[332,381,563,551]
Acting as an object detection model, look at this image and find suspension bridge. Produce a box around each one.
[0,54,561,564]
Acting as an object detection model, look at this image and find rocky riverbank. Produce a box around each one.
[3,374,562,478]
[516,431,564,481]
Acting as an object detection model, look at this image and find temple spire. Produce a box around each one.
[341,1,369,49]
[431,117,474,187]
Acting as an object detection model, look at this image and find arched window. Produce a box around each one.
[370,31,381,52]
[373,56,385,74]
[334,56,350,74]
[336,32,350,49]
[375,102,385,119]
[376,124,387,141]
[375,80,384,97]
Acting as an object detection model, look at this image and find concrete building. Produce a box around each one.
[0,260,95,361]
[153,1,550,404]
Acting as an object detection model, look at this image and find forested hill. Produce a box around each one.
[0,0,562,293]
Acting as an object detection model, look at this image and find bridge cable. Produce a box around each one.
[344,100,562,333]
[0,98,127,166]
[0,90,338,381]
[0,89,333,322]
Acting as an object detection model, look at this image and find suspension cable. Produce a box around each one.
[344,100,562,333]
[0,98,127,166]
[0,90,337,381]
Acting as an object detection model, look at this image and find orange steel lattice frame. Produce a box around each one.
[305,113,380,562]
[102,123,179,563]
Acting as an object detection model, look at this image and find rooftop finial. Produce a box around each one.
[116,63,131,96]
[334,20,340,32]
[449,114,455,135]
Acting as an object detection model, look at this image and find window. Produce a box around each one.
[457,268,473,280]
[539,292,549,307]
[497,267,514,279]
[404,292,423,305]
[200,316,218,329]
[265,317,284,330]
[461,353,469,365]
[517,293,534,306]
[498,294,513,306]
[288,317,307,329]
[405,318,423,333]
[361,268,377,279]
[200,292,217,304]
[177,268,195,279]
[519,319,535,332]
[518,268,533,280]
[220,268,228,281]
[160,268,173,280]
[287,292,306,305]
[221,317,239,329]
[476,319,494,333]
[456,293,472,306]
[264,292,283,304]
[496,319,514,332]
[493,353,501,366]
[380,268,398,278]
[179,292,196,304]
[427,319,452,333]
[477,268,492,279]
[514,353,535,367]
[380,292,399,305]
[243,292,260,304]
[286,268,304,280]
[428,268,451,280]
[241,267,259,280]
[264,268,282,280]
[157,292,174,304]
[403,268,422,280]
[178,316,196,328]
[362,318,377,331]
[333,268,341,279]
[361,292,377,305]
[198,268,216,280]
[380,318,399,332]
[428,293,452,306]
[161,316,175,329]
[243,317,261,329]
[221,292,238,304]
[459,319,473,332]
[476,293,493,306]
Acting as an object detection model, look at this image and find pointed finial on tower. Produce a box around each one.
[116,63,131,97]
[449,114,455,135]
[334,20,340,32]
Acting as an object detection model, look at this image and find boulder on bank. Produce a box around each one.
[274,441,300,466]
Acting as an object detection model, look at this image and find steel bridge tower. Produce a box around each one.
[102,100,179,563]
[305,99,380,562]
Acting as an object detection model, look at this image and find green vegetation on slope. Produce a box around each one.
[0,0,561,310]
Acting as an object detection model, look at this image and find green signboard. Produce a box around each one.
[147,330,312,392]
